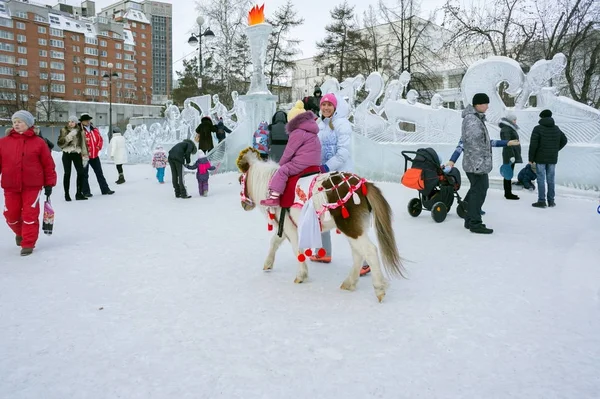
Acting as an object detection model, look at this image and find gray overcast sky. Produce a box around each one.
[42,0,448,74]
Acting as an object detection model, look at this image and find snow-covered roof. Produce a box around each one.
[48,13,97,38]
[122,29,135,45]
[123,9,149,24]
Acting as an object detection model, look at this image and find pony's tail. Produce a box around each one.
[365,182,406,278]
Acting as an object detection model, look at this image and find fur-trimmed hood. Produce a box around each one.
[5,127,39,137]
[499,118,520,131]
[286,111,318,135]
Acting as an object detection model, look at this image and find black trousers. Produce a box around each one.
[168,159,186,196]
[82,157,110,195]
[465,172,489,227]
[116,164,124,174]
[62,152,85,196]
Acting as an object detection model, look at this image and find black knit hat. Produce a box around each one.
[539,109,552,118]
[314,87,322,96]
[472,93,490,106]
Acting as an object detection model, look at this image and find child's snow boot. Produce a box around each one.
[116,173,126,184]
[260,191,280,207]
[20,247,33,256]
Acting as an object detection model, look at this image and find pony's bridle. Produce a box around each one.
[240,172,254,207]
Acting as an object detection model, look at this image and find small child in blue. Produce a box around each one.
[152,145,168,183]
[184,149,215,197]
[516,163,537,190]
[252,121,270,160]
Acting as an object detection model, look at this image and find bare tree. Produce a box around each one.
[442,0,538,62]
[532,0,600,107]
[33,73,67,122]
[379,0,444,101]
[196,0,251,96]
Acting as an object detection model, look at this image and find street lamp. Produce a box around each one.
[187,16,215,92]
[103,62,119,141]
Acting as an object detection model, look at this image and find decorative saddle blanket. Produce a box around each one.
[280,165,321,208]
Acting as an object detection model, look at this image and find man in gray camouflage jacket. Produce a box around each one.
[460,93,519,234]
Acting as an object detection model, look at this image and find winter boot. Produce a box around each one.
[15,235,22,246]
[102,188,115,195]
[65,194,72,202]
[359,265,371,276]
[470,224,494,234]
[180,189,191,199]
[20,247,33,256]
[75,193,88,200]
[548,201,556,207]
[115,173,126,185]
[260,191,281,207]
[504,180,519,200]
[532,201,547,208]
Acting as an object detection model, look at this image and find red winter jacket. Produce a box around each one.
[0,127,57,192]
[81,124,103,159]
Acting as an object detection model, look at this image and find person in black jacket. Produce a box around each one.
[529,109,568,208]
[195,117,217,153]
[168,139,197,199]
[499,112,522,200]
[302,88,322,115]
[268,110,288,163]
[215,118,232,143]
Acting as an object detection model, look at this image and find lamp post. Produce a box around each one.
[103,63,119,141]
[187,16,215,92]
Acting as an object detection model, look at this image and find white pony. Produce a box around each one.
[237,148,405,302]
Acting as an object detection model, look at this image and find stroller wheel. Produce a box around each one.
[431,201,448,223]
[407,198,422,217]
[456,201,468,219]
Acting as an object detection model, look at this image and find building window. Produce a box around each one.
[18,58,27,66]
[50,40,64,48]
[84,47,98,56]
[39,50,47,57]
[17,34,26,43]
[38,26,47,34]
[34,15,47,23]
[0,18,13,28]
[101,51,107,57]
[101,60,107,67]
[85,37,98,45]
[85,59,99,66]
[0,31,14,40]
[0,66,14,75]
[115,43,122,50]
[39,61,48,68]
[85,68,98,76]
[100,40,107,47]
[50,28,63,37]
[15,11,28,19]
[72,46,80,52]
[141,69,146,74]
[141,51,146,57]
[51,62,64,70]
[51,84,65,93]
[38,39,47,46]
[50,73,65,81]
[141,33,146,39]
[0,55,15,63]
[49,15,60,25]
[18,70,28,77]
[116,63,122,69]
[141,42,146,48]
[51,51,64,59]
[116,53,122,59]
[15,22,25,30]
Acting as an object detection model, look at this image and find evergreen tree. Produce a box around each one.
[314,1,364,82]
[172,58,200,106]
[266,1,304,90]
[230,33,253,94]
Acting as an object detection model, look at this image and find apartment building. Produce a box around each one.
[0,0,166,119]
[99,0,172,105]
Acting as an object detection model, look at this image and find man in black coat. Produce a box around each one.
[268,110,288,163]
[303,87,322,115]
[528,109,568,208]
[168,139,197,198]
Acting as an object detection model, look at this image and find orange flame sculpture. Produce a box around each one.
[248,4,265,26]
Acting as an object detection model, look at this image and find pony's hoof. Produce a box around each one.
[377,292,386,302]
[294,277,305,284]
[340,281,356,291]
[263,263,273,271]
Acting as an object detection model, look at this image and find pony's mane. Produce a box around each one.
[237,147,278,206]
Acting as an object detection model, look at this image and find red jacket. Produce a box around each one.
[0,127,57,193]
[82,124,103,159]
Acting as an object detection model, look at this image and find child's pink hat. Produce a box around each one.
[320,93,337,108]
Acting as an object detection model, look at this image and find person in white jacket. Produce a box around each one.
[110,127,128,184]
[311,93,371,276]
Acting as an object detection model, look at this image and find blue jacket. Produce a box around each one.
[517,164,537,183]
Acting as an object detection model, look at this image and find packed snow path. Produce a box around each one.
[1,160,599,399]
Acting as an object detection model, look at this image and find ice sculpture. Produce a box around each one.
[515,53,567,109]
[225,90,245,128]
[353,72,388,138]
[180,102,201,140]
[209,94,229,121]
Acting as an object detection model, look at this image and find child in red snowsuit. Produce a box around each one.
[0,111,57,256]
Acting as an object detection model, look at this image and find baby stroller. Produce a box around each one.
[400,148,467,223]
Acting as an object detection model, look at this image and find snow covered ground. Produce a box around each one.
[1,157,599,399]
